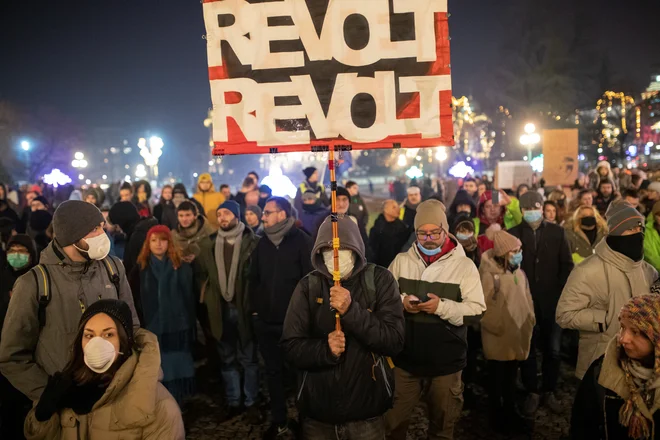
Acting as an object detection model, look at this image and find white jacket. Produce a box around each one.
[388,241,486,326]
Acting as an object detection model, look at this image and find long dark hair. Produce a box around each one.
[61,314,132,386]
[158,184,173,205]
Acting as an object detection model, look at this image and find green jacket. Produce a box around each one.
[644,215,660,271]
[472,198,522,237]
[197,227,260,346]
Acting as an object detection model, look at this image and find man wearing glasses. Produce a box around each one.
[249,196,314,438]
[386,199,486,440]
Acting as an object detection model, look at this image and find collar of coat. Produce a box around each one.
[595,239,645,271]
[61,329,163,427]
[598,338,660,417]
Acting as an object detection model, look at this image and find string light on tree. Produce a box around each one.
[138,136,164,179]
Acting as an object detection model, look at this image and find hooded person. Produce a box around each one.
[299,190,330,241]
[557,201,658,379]
[386,199,486,440]
[368,199,411,268]
[447,189,477,232]
[24,299,185,440]
[453,213,480,267]
[591,160,618,192]
[109,201,158,276]
[153,184,177,230]
[479,230,536,434]
[294,167,329,213]
[83,189,101,208]
[28,209,53,255]
[196,200,262,423]
[172,183,204,215]
[193,173,225,229]
[0,200,140,402]
[595,178,620,217]
[281,216,405,437]
[572,294,660,440]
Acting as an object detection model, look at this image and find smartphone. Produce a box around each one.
[409,300,420,306]
[492,190,499,205]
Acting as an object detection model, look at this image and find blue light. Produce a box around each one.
[628,145,638,156]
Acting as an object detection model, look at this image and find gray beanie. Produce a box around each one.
[53,200,105,247]
[606,200,645,236]
[246,204,262,219]
[519,191,544,210]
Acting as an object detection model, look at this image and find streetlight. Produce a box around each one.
[138,136,164,180]
[520,123,541,163]
[21,140,31,151]
[72,152,88,169]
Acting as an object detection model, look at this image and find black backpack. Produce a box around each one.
[30,257,121,328]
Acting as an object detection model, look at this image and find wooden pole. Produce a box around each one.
[328,147,341,332]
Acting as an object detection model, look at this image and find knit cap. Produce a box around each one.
[53,200,105,247]
[414,199,448,232]
[243,206,260,220]
[80,299,134,349]
[492,230,522,257]
[217,200,241,220]
[336,187,350,199]
[519,191,544,210]
[606,200,645,236]
[32,195,50,208]
[303,167,317,180]
[302,190,318,202]
[649,182,660,194]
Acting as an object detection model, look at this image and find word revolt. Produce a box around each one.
[203,0,452,147]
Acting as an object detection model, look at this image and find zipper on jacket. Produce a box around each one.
[297,371,308,401]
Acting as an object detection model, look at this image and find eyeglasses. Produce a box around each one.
[416,230,444,241]
[262,210,282,217]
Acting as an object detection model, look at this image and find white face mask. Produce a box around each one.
[76,233,111,260]
[322,249,356,280]
[83,337,119,373]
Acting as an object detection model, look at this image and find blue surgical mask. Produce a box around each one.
[509,251,523,267]
[523,210,543,224]
[456,233,473,241]
[417,242,443,256]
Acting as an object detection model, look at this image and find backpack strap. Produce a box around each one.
[102,257,121,296]
[31,265,52,329]
[307,271,324,309]
[361,264,377,311]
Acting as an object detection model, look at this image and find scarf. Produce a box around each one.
[582,226,598,245]
[459,235,478,252]
[215,222,245,303]
[265,217,295,247]
[619,356,659,439]
[177,219,201,239]
[404,200,420,211]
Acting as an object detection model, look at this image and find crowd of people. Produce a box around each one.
[1,161,660,440]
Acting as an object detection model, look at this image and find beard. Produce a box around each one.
[220,219,238,231]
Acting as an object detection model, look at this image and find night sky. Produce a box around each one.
[1,0,658,173]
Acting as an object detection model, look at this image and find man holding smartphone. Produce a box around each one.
[386,200,486,440]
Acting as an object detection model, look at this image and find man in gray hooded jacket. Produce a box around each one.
[0,200,139,401]
[282,216,405,438]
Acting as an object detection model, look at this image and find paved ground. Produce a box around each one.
[182,354,578,440]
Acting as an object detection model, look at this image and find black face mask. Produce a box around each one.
[580,216,597,228]
[606,233,644,262]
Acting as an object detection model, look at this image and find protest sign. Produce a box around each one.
[542,129,579,187]
[203,0,454,155]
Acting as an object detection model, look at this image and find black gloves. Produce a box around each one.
[35,372,73,422]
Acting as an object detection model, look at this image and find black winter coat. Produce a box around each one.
[153,202,177,230]
[508,221,573,320]
[281,265,405,424]
[368,215,410,268]
[571,356,660,440]
[123,217,159,277]
[249,226,314,324]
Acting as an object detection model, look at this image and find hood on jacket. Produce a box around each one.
[479,249,506,275]
[312,216,366,278]
[197,173,216,192]
[7,234,38,267]
[449,190,477,219]
[94,329,164,424]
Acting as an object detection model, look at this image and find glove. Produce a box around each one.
[35,372,74,422]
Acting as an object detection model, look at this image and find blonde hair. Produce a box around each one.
[572,205,608,235]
